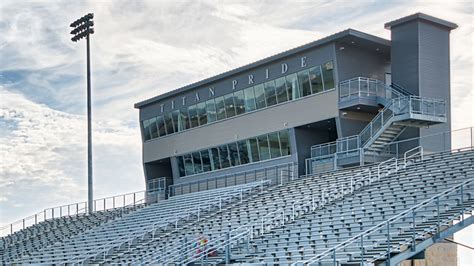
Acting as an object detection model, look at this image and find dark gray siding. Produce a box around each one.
[335,43,389,82]
[391,20,420,95]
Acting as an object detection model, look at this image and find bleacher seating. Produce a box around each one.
[4,181,267,264]
[0,205,142,262]
[2,148,473,265]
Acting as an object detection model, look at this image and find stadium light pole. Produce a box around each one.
[70,13,95,214]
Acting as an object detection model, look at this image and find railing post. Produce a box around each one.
[461,185,465,221]
[436,197,440,234]
[360,235,364,265]
[333,248,336,266]
[22,219,25,230]
[386,221,390,266]
[35,214,37,225]
[411,210,416,251]
[133,193,136,206]
[225,231,231,265]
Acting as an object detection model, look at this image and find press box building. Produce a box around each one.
[135,13,456,197]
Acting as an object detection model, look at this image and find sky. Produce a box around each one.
[0,0,473,263]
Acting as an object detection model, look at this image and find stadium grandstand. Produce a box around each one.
[1,12,473,265]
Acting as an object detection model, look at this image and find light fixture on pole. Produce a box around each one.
[70,13,94,214]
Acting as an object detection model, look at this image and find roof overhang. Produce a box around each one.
[385,12,458,30]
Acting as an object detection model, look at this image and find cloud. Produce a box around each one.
[0,86,143,224]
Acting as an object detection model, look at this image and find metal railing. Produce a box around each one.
[156,151,422,265]
[65,180,270,264]
[295,174,474,265]
[0,190,148,238]
[338,77,413,103]
[168,161,296,197]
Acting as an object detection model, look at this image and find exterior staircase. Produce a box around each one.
[307,77,447,174]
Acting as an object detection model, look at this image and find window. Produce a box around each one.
[201,150,211,172]
[188,105,199,128]
[309,66,323,94]
[192,152,203,174]
[206,99,217,123]
[322,61,335,90]
[219,145,231,168]
[179,108,190,131]
[215,96,226,120]
[228,142,240,167]
[257,135,271,160]
[183,154,194,176]
[171,110,180,133]
[275,77,288,104]
[197,102,207,126]
[285,73,300,100]
[244,87,256,112]
[224,94,236,118]
[233,90,245,115]
[279,130,291,156]
[143,120,151,140]
[210,147,221,170]
[298,70,311,97]
[268,132,282,158]
[253,84,266,109]
[164,113,175,134]
[177,156,185,177]
[264,80,277,107]
[237,140,250,164]
[148,117,158,139]
[157,115,166,136]
[248,138,260,163]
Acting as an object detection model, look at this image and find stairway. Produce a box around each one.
[308,78,447,174]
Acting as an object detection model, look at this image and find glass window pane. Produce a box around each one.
[244,87,256,112]
[179,108,190,131]
[183,154,194,176]
[253,84,266,109]
[200,150,211,172]
[215,96,226,120]
[224,94,236,118]
[206,99,217,123]
[275,77,288,104]
[210,147,221,170]
[197,102,207,126]
[285,73,300,100]
[188,105,199,128]
[164,113,175,134]
[298,70,311,97]
[219,145,231,169]
[309,66,323,94]
[268,132,282,158]
[264,80,277,106]
[237,140,250,165]
[279,130,291,156]
[192,152,203,174]
[233,90,245,115]
[177,156,185,177]
[248,138,260,163]
[143,120,151,140]
[322,61,335,90]
[171,110,180,133]
[257,135,271,161]
[157,115,166,136]
[228,142,240,167]
[148,117,158,139]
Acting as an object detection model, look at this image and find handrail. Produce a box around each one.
[295,177,474,265]
[404,146,424,167]
[0,190,148,238]
[162,156,405,264]
[67,180,270,264]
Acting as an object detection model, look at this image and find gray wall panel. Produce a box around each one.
[335,43,389,82]
[143,90,338,162]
